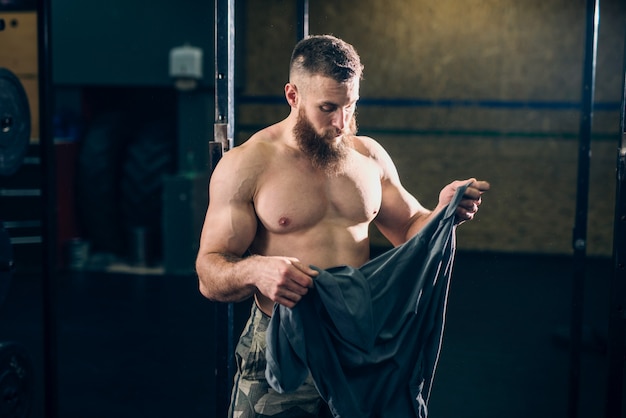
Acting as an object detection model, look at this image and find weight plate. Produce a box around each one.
[0,68,31,177]
[0,342,33,418]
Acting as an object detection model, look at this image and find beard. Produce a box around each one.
[293,107,357,174]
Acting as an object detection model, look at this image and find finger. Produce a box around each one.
[455,207,474,222]
[463,187,482,200]
[284,277,311,296]
[276,295,296,309]
[470,180,490,192]
[276,263,314,293]
[455,199,480,221]
[291,260,319,277]
[458,198,479,212]
[277,287,307,307]
[288,262,318,289]
[463,185,489,202]
[286,271,314,290]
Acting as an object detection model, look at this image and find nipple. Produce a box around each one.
[278,217,290,227]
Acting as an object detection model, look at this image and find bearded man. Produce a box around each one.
[196,34,489,417]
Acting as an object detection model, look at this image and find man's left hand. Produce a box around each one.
[438,178,490,224]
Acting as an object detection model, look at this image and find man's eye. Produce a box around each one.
[320,105,336,112]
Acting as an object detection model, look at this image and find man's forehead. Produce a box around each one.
[306,75,360,102]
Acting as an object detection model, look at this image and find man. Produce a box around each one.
[196,34,489,417]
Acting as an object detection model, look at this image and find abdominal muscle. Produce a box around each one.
[251,222,371,316]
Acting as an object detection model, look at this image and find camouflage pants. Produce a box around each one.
[229,303,331,418]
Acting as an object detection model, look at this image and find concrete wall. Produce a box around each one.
[238,0,625,257]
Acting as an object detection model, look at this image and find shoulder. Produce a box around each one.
[351,135,398,178]
[209,127,283,200]
[351,135,390,159]
[214,126,282,176]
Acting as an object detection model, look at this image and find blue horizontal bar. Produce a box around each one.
[237,123,618,141]
[238,95,620,111]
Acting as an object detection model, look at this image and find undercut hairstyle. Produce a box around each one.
[290,35,364,83]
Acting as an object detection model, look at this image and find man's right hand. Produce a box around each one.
[255,256,318,308]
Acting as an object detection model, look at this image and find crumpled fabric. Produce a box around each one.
[265,184,467,418]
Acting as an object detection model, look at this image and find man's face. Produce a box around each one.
[293,75,359,173]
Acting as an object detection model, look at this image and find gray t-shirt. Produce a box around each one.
[265,185,467,418]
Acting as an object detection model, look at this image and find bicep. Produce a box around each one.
[198,156,259,258]
[374,179,427,246]
[199,198,257,257]
[367,140,428,246]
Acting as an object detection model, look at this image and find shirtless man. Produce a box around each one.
[196,35,489,417]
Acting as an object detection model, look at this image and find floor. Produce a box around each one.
[0,249,621,418]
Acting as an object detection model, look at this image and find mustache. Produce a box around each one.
[321,117,359,140]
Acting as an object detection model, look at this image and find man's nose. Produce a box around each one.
[331,109,347,131]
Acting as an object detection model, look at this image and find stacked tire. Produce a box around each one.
[76,112,175,267]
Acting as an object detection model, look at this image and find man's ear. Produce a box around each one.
[285,83,298,107]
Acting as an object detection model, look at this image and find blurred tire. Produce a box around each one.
[120,120,175,264]
[76,112,131,255]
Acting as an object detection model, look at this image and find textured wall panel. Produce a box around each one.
[240,0,624,256]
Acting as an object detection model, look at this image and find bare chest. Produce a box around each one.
[254,157,382,233]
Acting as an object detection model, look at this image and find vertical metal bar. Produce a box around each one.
[297,0,309,41]
[215,0,235,151]
[569,1,599,417]
[37,0,59,417]
[211,131,230,418]
[605,22,626,418]
[214,0,235,416]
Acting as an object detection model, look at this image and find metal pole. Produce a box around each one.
[214,0,235,416]
[568,1,599,417]
[215,0,235,151]
[605,21,626,418]
[37,0,59,416]
[297,0,309,41]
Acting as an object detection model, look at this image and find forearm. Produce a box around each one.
[196,252,258,302]
[404,202,448,241]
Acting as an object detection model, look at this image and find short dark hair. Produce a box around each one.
[290,35,363,83]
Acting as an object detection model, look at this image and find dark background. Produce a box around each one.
[0,0,624,417]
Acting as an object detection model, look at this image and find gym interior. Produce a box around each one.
[0,0,625,417]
